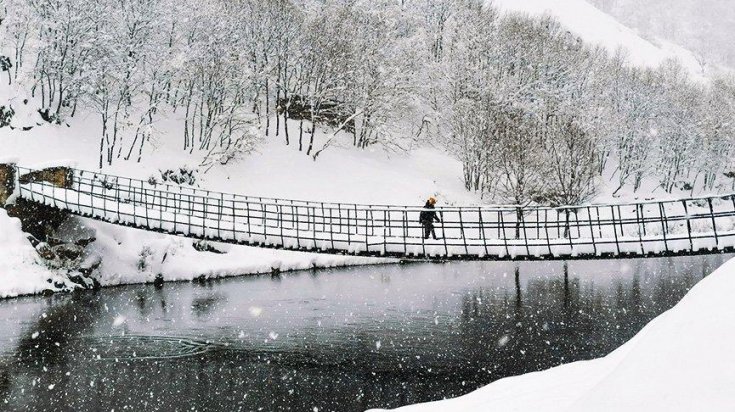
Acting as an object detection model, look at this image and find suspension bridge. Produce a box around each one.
[2,164,735,261]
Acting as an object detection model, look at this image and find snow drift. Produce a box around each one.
[371,257,735,411]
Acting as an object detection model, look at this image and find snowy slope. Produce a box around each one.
[1,113,479,206]
[370,257,735,412]
[491,0,706,81]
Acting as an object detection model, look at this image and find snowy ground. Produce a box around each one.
[369,257,735,412]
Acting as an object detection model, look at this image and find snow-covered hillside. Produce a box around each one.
[370,257,735,412]
[1,114,479,206]
[588,0,735,72]
[492,0,707,81]
[0,0,730,299]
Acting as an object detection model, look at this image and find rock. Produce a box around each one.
[6,198,70,241]
[154,274,164,289]
[193,240,227,254]
[68,274,95,289]
[18,166,72,188]
[46,236,65,247]
[36,242,57,260]
[26,234,41,248]
[51,217,97,247]
[75,237,96,248]
[51,244,84,261]
[79,257,102,277]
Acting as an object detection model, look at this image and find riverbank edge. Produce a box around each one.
[0,208,400,300]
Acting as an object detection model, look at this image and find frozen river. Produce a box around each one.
[0,254,729,411]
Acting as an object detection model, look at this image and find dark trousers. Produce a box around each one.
[423,223,437,240]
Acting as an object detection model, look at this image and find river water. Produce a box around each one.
[0,254,729,411]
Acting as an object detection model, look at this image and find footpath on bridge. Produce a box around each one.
[2,163,735,261]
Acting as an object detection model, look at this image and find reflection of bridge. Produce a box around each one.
[3,164,735,260]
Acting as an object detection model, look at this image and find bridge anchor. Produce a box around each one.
[0,163,15,207]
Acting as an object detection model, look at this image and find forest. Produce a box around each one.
[1,0,735,206]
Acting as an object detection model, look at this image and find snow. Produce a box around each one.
[491,0,707,81]
[82,216,386,287]
[0,0,719,297]
[0,75,475,298]
[369,257,735,412]
[0,209,69,298]
[1,112,478,206]
[0,76,481,298]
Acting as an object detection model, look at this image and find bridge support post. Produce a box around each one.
[0,163,16,207]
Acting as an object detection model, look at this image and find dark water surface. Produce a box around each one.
[0,255,730,411]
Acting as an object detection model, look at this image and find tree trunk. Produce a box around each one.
[265,78,270,137]
[307,121,316,156]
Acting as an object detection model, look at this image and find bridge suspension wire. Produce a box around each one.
[12,165,735,260]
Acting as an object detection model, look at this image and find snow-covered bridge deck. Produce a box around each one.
[8,165,735,261]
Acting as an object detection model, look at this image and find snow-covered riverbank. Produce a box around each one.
[81,215,389,288]
[0,209,388,298]
[371,258,735,412]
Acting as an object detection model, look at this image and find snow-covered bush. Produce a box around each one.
[148,168,198,187]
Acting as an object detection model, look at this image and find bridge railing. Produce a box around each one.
[13,166,735,259]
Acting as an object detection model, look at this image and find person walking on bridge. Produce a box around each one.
[420,197,441,240]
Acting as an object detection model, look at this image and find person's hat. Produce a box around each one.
[428,196,437,204]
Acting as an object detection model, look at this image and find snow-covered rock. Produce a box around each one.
[0,209,69,297]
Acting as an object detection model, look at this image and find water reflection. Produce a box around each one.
[0,254,729,411]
